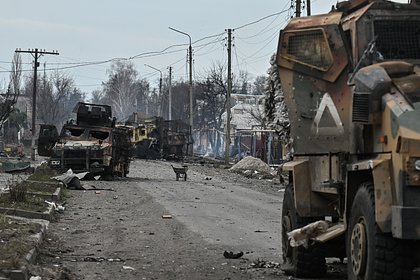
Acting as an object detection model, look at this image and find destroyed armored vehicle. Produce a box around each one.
[277,0,420,279]
[38,102,131,177]
[126,114,191,160]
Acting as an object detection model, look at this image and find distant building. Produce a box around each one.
[221,94,264,131]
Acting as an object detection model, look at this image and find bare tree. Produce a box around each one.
[102,61,148,121]
[23,71,84,129]
[195,62,230,155]
[242,100,267,129]
[162,80,188,121]
[90,89,105,104]
[0,53,22,127]
[40,72,78,127]
[253,75,266,95]
[236,70,250,95]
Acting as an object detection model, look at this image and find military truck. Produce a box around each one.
[126,114,191,160]
[277,0,420,279]
[38,102,131,177]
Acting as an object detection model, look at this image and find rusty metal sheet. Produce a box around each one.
[277,13,348,83]
[372,157,393,232]
[285,12,343,30]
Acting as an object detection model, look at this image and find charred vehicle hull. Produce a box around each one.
[277,1,420,279]
[127,115,191,160]
[39,103,131,177]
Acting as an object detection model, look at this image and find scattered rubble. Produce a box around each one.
[250,258,281,269]
[223,251,244,259]
[229,156,275,178]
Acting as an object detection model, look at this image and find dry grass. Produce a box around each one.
[0,215,42,269]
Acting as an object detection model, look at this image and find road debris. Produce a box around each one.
[162,214,172,219]
[230,156,275,178]
[82,256,125,262]
[122,266,135,271]
[250,258,281,269]
[171,164,188,181]
[44,200,65,212]
[287,220,329,247]
[223,251,244,259]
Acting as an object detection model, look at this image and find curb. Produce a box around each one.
[0,204,54,221]
[26,187,62,202]
[0,218,49,280]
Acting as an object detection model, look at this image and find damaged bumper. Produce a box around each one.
[49,145,110,174]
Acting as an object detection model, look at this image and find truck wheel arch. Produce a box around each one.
[347,156,393,232]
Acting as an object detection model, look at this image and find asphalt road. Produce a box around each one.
[33,159,348,279]
[131,159,282,260]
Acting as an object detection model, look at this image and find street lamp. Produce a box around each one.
[168,27,193,132]
[144,64,163,117]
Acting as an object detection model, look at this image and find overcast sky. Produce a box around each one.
[0,0,408,95]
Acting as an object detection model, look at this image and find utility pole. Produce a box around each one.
[294,0,310,17]
[187,42,193,155]
[144,64,163,117]
[307,0,311,16]
[295,0,302,17]
[168,27,193,155]
[224,29,232,164]
[15,48,59,161]
[168,66,172,121]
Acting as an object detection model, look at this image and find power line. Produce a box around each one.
[1,7,295,89]
[234,8,292,30]
[236,2,291,40]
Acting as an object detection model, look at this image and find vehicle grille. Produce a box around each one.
[352,92,370,123]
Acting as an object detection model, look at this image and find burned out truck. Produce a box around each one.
[277,0,420,279]
[38,103,131,177]
[126,114,191,160]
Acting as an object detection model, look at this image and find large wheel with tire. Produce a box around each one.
[347,183,414,280]
[281,186,326,278]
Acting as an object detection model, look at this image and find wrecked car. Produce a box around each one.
[38,103,131,177]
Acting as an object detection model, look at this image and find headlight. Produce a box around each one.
[416,160,420,171]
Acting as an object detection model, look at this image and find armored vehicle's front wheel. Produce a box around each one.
[281,186,326,278]
[347,183,413,280]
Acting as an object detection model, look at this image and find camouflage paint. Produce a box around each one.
[277,0,420,238]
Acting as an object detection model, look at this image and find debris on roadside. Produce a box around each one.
[44,200,65,212]
[52,169,88,190]
[82,185,115,192]
[250,258,281,269]
[82,256,124,262]
[223,251,244,259]
[229,156,275,179]
[287,220,329,247]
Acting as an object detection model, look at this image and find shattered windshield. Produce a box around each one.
[62,128,85,137]
[89,130,109,140]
